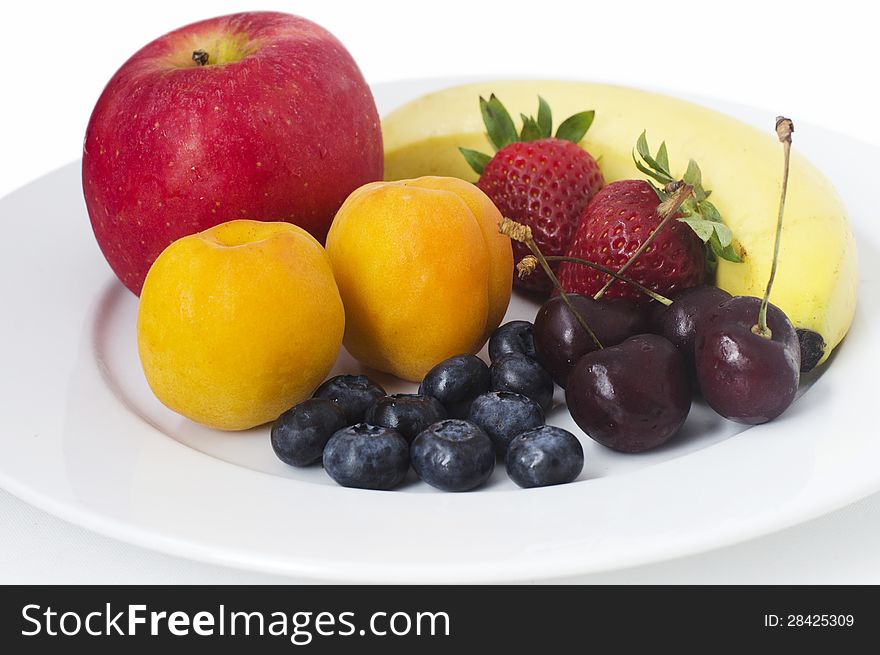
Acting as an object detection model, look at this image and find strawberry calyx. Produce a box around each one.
[460,94,596,175]
[632,132,742,269]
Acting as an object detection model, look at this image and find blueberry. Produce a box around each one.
[467,391,545,455]
[271,398,349,467]
[411,419,495,492]
[322,424,409,490]
[365,394,447,443]
[506,426,584,488]
[313,375,386,425]
[419,355,490,418]
[488,320,537,363]
[490,353,554,411]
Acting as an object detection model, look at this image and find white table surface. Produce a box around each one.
[3,0,879,585]
[2,487,879,584]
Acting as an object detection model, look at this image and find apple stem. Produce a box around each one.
[499,218,603,349]
[540,255,672,305]
[192,50,209,66]
[753,117,794,340]
[593,181,694,301]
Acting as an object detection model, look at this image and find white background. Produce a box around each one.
[2,0,879,582]
[4,0,880,197]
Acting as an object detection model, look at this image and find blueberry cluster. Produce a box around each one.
[270,322,584,491]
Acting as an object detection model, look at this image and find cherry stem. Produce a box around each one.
[593,181,694,300]
[753,117,794,339]
[192,49,209,66]
[498,219,603,350]
[543,255,672,305]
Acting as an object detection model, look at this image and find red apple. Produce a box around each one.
[83,11,383,294]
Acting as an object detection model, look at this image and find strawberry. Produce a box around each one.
[460,95,603,293]
[558,179,706,301]
[558,134,741,303]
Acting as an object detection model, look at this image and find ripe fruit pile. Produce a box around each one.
[383,80,857,367]
[506,117,804,444]
[269,115,812,492]
[272,353,583,491]
[87,13,857,494]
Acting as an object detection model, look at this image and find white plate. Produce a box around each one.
[0,79,877,583]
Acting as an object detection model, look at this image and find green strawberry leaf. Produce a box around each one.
[713,223,733,249]
[712,220,733,248]
[633,132,676,185]
[678,217,734,249]
[655,142,670,173]
[709,231,742,262]
[459,147,492,176]
[480,94,518,151]
[636,131,651,161]
[705,247,719,274]
[633,152,675,186]
[698,199,722,223]
[650,148,674,180]
[677,217,715,242]
[537,96,552,138]
[683,159,703,199]
[556,110,595,143]
[520,115,543,142]
[633,132,742,267]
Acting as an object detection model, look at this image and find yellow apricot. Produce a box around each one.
[326,177,512,381]
[137,220,344,430]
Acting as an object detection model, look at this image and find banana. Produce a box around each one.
[382,80,858,367]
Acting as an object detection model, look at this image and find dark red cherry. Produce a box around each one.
[565,334,691,452]
[646,299,670,334]
[654,285,733,370]
[533,294,647,388]
[695,296,800,424]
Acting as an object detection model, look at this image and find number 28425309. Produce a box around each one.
[764,614,854,627]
